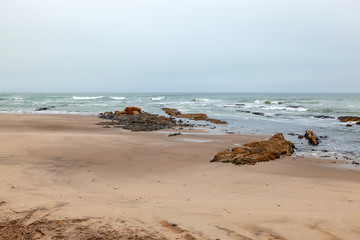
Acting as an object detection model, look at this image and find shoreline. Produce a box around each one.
[1,113,360,239]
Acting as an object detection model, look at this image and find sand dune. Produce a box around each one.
[0,114,360,240]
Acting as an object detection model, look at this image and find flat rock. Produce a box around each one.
[211,133,294,165]
[162,108,227,124]
[162,108,181,116]
[98,111,176,131]
[338,116,360,122]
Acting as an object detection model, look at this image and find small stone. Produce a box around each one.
[304,130,319,146]
[168,132,182,137]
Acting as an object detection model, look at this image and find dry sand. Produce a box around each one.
[0,113,360,240]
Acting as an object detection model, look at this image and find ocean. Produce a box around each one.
[1,93,359,161]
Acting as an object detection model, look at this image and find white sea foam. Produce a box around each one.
[72,96,104,100]
[285,107,308,112]
[194,98,219,102]
[150,96,165,101]
[11,97,24,100]
[260,105,309,112]
[110,97,126,100]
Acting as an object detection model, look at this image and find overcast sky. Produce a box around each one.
[0,0,359,92]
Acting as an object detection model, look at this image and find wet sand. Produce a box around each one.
[0,113,360,240]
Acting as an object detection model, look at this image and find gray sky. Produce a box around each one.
[1,0,360,92]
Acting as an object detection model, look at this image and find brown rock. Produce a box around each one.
[338,116,360,122]
[178,113,208,120]
[207,119,228,124]
[304,130,319,146]
[211,133,294,165]
[162,108,227,124]
[124,107,142,115]
[162,108,182,116]
[114,110,121,115]
[357,121,360,125]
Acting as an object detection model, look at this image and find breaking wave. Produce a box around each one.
[72,96,104,100]
[150,96,165,101]
[109,97,126,100]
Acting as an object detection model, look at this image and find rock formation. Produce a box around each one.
[338,116,360,122]
[304,130,319,146]
[177,113,208,121]
[162,108,227,124]
[211,133,294,165]
[162,108,181,116]
[98,107,176,131]
[123,107,142,115]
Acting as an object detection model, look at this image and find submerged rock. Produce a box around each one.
[35,106,55,111]
[211,133,294,165]
[304,130,319,146]
[338,116,360,122]
[313,115,335,119]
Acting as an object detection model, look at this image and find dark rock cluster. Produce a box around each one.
[98,107,177,131]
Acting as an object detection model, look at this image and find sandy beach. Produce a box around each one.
[1,113,360,240]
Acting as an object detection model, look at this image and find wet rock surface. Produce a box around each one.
[313,115,335,119]
[304,130,319,146]
[98,107,178,131]
[211,133,294,165]
[98,112,177,131]
[35,106,55,111]
[162,108,227,124]
[338,116,360,122]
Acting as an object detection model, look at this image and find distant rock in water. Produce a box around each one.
[313,115,335,119]
[211,133,294,165]
[162,108,227,124]
[35,106,55,111]
[304,130,319,146]
[338,116,360,122]
[252,112,265,116]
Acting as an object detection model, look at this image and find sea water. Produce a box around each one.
[0,93,359,160]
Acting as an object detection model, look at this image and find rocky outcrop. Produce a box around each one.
[177,113,208,121]
[338,116,360,122]
[304,130,319,146]
[123,107,142,115]
[162,108,181,116]
[162,108,227,124]
[211,133,294,165]
[207,119,228,124]
[98,107,176,131]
